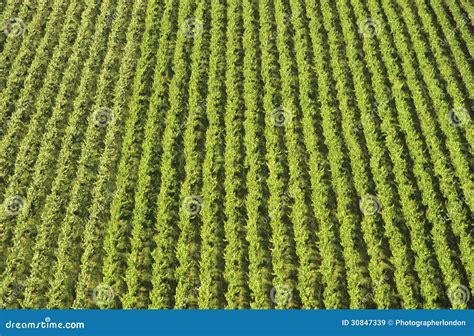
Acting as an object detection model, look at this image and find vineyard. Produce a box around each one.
[0,0,472,309]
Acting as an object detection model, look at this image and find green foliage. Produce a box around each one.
[0,0,472,310]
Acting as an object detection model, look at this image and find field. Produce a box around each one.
[0,0,472,309]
